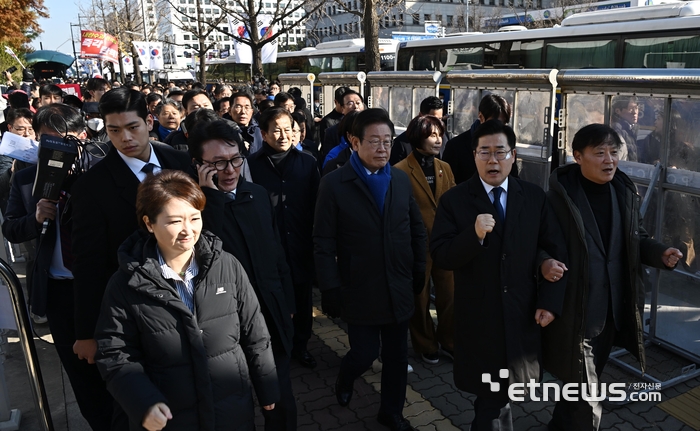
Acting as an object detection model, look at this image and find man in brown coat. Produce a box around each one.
[396,115,456,364]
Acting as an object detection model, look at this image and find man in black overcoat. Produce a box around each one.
[430,120,568,431]
[70,88,193,367]
[189,119,298,430]
[314,109,427,431]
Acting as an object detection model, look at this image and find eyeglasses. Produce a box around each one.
[476,150,512,161]
[345,100,363,107]
[201,156,245,171]
[232,104,253,112]
[362,139,392,149]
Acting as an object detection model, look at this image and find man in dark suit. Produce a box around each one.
[442,94,512,184]
[70,87,193,366]
[247,107,320,369]
[2,104,115,430]
[544,124,682,431]
[430,120,568,431]
[314,109,427,431]
[189,119,298,430]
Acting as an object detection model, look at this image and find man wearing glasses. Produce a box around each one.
[189,119,298,431]
[228,92,263,155]
[314,109,427,431]
[320,89,364,159]
[430,120,567,431]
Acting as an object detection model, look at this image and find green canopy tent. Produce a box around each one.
[25,50,75,80]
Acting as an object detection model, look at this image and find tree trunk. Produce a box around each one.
[364,0,380,71]
[252,43,263,78]
[199,44,207,83]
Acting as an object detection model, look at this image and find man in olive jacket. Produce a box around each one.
[544,124,682,431]
[314,109,426,431]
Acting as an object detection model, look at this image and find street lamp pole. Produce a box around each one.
[70,23,81,78]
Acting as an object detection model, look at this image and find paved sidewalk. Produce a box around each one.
[3,279,699,430]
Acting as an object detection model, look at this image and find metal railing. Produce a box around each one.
[0,258,53,431]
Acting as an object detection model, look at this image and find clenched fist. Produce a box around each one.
[475,213,496,241]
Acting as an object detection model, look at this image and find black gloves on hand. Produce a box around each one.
[413,271,426,295]
[321,288,342,318]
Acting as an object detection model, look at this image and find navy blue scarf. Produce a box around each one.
[349,151,391,215]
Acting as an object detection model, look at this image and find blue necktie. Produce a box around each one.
[492,187,505,224]
[141,163,156,175]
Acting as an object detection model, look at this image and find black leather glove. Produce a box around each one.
[412,271,426,295]
[321,288,342,318]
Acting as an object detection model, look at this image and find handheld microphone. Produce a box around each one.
[41,219,50,236]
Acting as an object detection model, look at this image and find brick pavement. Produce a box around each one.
[4,280,700,430]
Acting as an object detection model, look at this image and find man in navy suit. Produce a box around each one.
[70,88,193,369]
[2,104,115,430]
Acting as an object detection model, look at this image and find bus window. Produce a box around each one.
[345,55,357,71]
[379,53,394,71]
[623,35,700,68]
[545,40,617,69]
[308,57,322,75]
[286,56,306,73]
[442,46,483,71]
[358,53,367,71]
[565,94,605,159]
[396,48,412,70]
[413,48,439,71]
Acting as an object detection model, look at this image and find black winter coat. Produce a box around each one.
[248,146,320,286]
[543,164,671,383]
[430,175,567,400]
[201,179,296,355]
[94,230,279,431]
[314,162,427,325]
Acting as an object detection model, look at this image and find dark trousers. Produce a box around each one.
[44,278,114,431]
[291,282,312,353]
[341,320,409,416]
[472,397,513,431]
[262,343,297,430]
[549,310,617,431]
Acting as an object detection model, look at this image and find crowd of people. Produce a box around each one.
[0,72,685,431]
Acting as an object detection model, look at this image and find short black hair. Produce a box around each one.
[472,119,516,151]
[571,123,622,153]
[99,87,149,121]
[39,84,63,98]
[351,108,394,141]
[259,107,293,132]
[190,81,206,90]
[406,115,445,150]
[182,89,210,111]
[63,94,84,110]
[291,111,306,131]
[288,87,302,98]
[231,91,255,107]
[612,96,638,113]
[213,97,230,113]
[87,77,110,92]
[273,92,295,107]
[188,119,244,160]
[7,92,30,109]
[167,89,185,98]
[419,96,443,115]
[479,94,511,125]
[258,99,274,114]
[334,86,350,105]
[338,110,360,141]
[146,93,163,105]
[214,84,232,96]
[6,107,33,125]
[183,108,220,138]
[342,89,362,104]
[33,104,86,136]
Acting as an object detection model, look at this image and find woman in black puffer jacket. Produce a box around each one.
[94,170,279,431]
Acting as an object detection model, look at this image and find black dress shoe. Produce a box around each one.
[292,350,317,369]
[377,412,416,431]
[335,374,354,406]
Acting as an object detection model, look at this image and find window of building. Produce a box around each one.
[193,43,199,49]
[224,35,230,40]
[424,13,431,22]
[184,34,190,40]
[224,44,230,49]
[205,8,211,14]
[447,15,453,25]
[204,0,210,4]
[290,37,295,43]
[436,14,443,22]
[214,8,219,14]
[412,13,419,25]
[189,7,195,12]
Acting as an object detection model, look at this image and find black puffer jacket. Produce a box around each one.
[95,230,279,431]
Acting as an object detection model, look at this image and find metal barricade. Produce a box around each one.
[277,73,317,115]
[556,69,700,399]
[0,258,53,431]
[445,69,559,190]
[366,71,443,132]
[316,71,367,117]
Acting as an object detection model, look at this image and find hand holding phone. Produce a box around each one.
[196,162,219,190]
